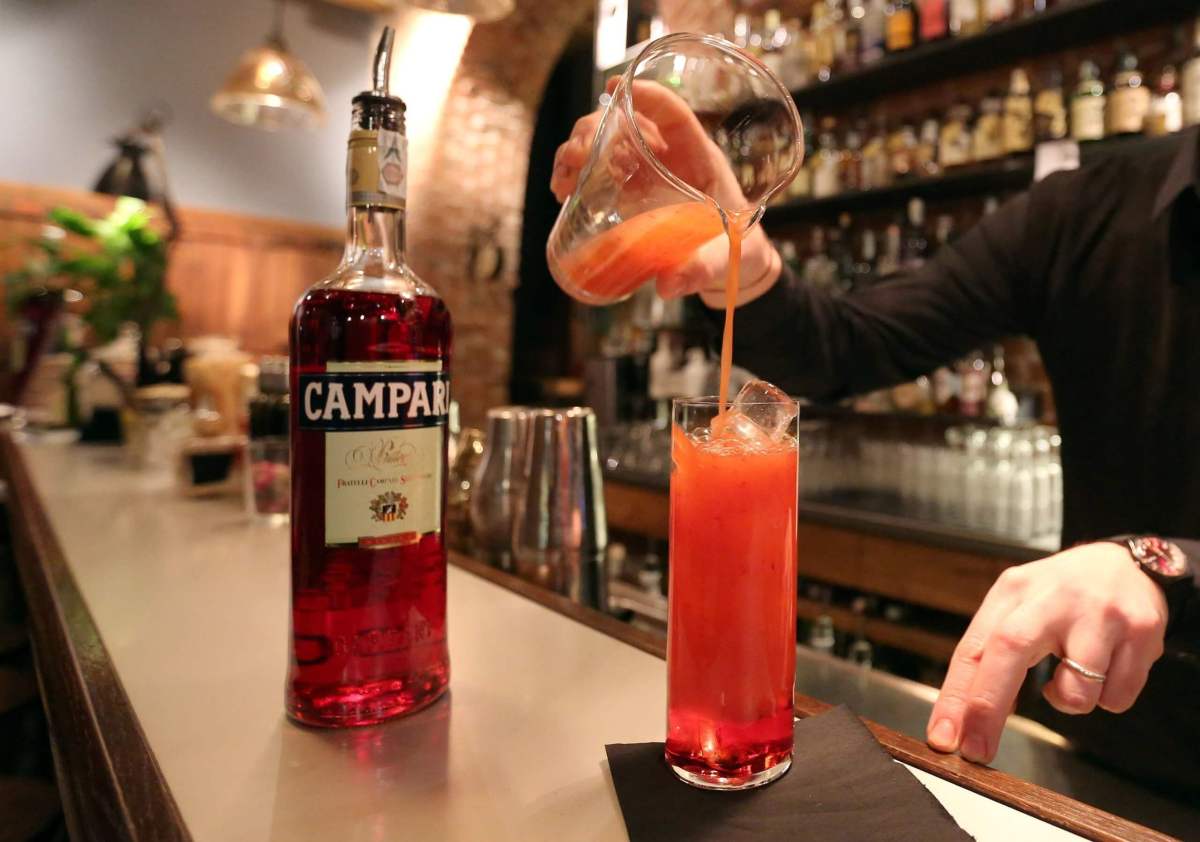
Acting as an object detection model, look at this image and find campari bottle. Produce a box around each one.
[287,27,452,727]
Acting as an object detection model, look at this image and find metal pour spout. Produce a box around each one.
[372,27,395,95]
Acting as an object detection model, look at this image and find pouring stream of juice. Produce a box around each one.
[717,209,752,413]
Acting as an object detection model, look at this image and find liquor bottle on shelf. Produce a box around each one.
[861,116,892,189]
[1003,67,1034,154]
[949,0,983,37]
[1034,67,1068,142]
[802,227,839,289]
[811,1,836,82]
[851,228,879,290]
[841,121,865,191]
[287,28,452,728]
[958,349,990,418]
[889,120,918,179]
[813,117,843,198]
[933,213,956,249]
[1185,18,1200,127]
[939,101,974,168]
[732,10,753,49]
[1107,49,1151,136]
[782,16,814,89]
[844,0,865,73]
[1146,65,1183,137]
[885,0,917,53]
[918,0,949,42]
[830,215,857,292]
[1070,59,1107,142]
[932,365,960,414]
[827,0,851,73]
[745,12,766,56]
[984,0,1014,26]
[987,345,1019,425]
[915,114,941,177]
[901,198,930,269]
[790,110,816,199]
[759,9,789,81]
[876,221,903,278]
[860,0,889,65]
[973,90,1005,161]
[1019,0,1048,15]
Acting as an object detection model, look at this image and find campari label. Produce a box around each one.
[299,360,447,549]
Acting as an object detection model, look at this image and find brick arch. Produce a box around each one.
[407,0,593,427]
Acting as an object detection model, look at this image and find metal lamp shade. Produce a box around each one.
[404,0,514,23]
[210,38,326,131]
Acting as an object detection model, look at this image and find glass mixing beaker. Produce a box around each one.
[547,32,803,306]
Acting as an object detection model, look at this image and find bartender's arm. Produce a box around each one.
[551,98,1199,765]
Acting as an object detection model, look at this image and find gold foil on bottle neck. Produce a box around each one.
[347,128,407,210]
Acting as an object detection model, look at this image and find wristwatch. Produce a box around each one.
[1114,536,1194,635]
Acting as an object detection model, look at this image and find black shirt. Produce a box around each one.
[731,128,1200,796]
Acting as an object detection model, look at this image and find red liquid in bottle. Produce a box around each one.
[288,287,452,727]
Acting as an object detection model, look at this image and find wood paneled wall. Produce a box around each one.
[0,181,343,356]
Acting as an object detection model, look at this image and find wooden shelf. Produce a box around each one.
[796,596,960,663]
[764,133,1162,224]
[790,0,1200,112]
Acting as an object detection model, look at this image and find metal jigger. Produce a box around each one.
[469,406,531,571]
[512,407,608,608]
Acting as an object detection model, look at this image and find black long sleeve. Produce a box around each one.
[730,188,1054,402]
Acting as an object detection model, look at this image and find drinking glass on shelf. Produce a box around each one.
[666,397,798,790]
[1009,430,1037,540]
[547,33,804,305]
[964,427,990,529]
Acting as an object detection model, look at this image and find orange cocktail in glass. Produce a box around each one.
[665,397,798,789]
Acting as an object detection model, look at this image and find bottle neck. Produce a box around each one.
[344,204,406,271]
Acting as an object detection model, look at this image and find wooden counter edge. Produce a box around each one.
[449,552,1178,842]
[1,434,192,842]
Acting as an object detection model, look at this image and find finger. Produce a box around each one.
[1042,620,1119,715]
[605,75,621,95]
[958,604,1058,764]
[631,112,669,159]
[550,158,578,202]
[551,114,603,200]
[926,570,1028,753]
[1096,641,1152,714]
[626,79,700,131]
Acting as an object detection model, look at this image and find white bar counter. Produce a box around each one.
[5,439,1168,842]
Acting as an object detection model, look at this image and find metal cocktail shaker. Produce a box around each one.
[469,406,531,570]
[512,407,608,608]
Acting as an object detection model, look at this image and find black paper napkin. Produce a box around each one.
[605,705,973,842]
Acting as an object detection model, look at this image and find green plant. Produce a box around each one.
[4,196,178,344]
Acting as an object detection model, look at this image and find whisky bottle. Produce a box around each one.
[1033,67,1068,142]
[1003,68,1034,154]
[287,28,452,727]
[1146,65,1183,137]
[1070,59,1107,142]
[1107,49,1150,136]
[1184,19,1200,126]
[973,90,1005,161]
[860,0,889,64]
[949,0,983,36]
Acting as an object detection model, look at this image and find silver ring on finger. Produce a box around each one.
[1062,657,1106,683]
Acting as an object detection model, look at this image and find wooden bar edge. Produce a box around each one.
[449,552,1177,842]
[1,434,192,842]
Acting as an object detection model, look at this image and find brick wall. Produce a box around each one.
[406,0,592,428]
